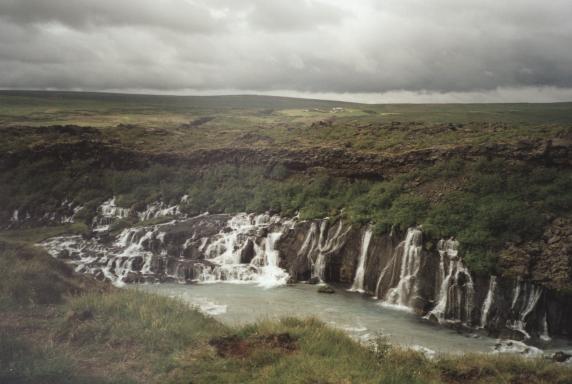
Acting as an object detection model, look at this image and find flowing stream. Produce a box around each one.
[136,282,500,355]
[39,207,572,357]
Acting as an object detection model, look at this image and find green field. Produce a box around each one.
[1,91,571,154]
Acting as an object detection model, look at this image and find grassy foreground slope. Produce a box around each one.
[1,241,572,384]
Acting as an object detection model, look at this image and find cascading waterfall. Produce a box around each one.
[297,220,351,282]
[313,221,329,280]
[507,279,544,339]
[256,232,289,288]
[92,197,131,231]
[427,238,474,324]
[107,226,165,286]
[374,236,401,299]
[138,201,182,221]
[479,276,497,328]
[381,227,423,309]
[349,228,373,292]
[189,213,293,287]
[38,208,563,340]
[41,212,294,288]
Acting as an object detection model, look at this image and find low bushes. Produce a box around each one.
[2,155,571,274]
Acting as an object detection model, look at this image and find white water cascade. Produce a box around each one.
[41,212,295,288]
[138,201,182,221]
[297,220,351,281]
[381,227,423,309]
[507,279,545,339]
[198,213,293,287]
[349,228,373,292]
[93,197,131,232]
[427,238,474,324]
[479,276,497,328]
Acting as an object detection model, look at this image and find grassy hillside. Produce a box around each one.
[1,242,571,384]
[1,91,571,279]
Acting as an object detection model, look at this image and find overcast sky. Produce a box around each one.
[1,0,571,103]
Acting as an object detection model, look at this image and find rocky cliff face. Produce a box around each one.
[2,130,571,182]
[39,203,572,341]
[500,217,572,290]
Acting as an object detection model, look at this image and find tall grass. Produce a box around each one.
[61,290,228,353]
[0,331,133,384]
[0,241,95,308]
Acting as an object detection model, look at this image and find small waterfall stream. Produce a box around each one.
[480,276,497,328]
[92,197,131,231]
[427,238,474,325]
[507,279,544,339]
[296,220,351,281]
[349,228,373,292]
[380,227,423,309]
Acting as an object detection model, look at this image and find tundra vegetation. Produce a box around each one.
[1,92,571,275]
[1,92,572,382]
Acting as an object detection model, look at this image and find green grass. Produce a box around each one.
[0,223,89,244]
[0,331,135,384]
[62,290,227,354]
[1,91,570,154]
[0,241,99,309]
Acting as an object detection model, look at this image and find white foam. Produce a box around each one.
[492,339,543,357]
[410,345,437,359]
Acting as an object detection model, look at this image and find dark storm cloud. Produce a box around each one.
[0,0,571,101]
[0,0,223,33]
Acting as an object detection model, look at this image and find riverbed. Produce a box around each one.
[135,282,507,355]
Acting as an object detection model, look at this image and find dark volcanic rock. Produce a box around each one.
[307,276,320,285]
[240,239,256,263]
[318,285,335,294]
[552,351,572,363]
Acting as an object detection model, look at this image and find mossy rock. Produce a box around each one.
[318,285,335,294]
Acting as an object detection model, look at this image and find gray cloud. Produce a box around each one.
[0,0,223,33]
[0,0,571,101]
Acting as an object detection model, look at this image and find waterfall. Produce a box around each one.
[507,279,544,339]
[479,276,497,328]
[100,197,131,219]
[41,212,294,288]
[92,197,131,231]
[313,221,329,280]
[540,312,551,341]
[381,227,423,309]
[349,228,373,293]
[138,201,182,221]
[426,238,474,325]
[297,220,351,282]
[198,213,292,287]
[38,210,564,339]
[256,232,290,288]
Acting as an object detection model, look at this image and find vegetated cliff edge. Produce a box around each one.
[38,210,572,341]
[2,125,571,340]
[1,130,571,178]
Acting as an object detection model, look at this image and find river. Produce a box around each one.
[135,282,504,356]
